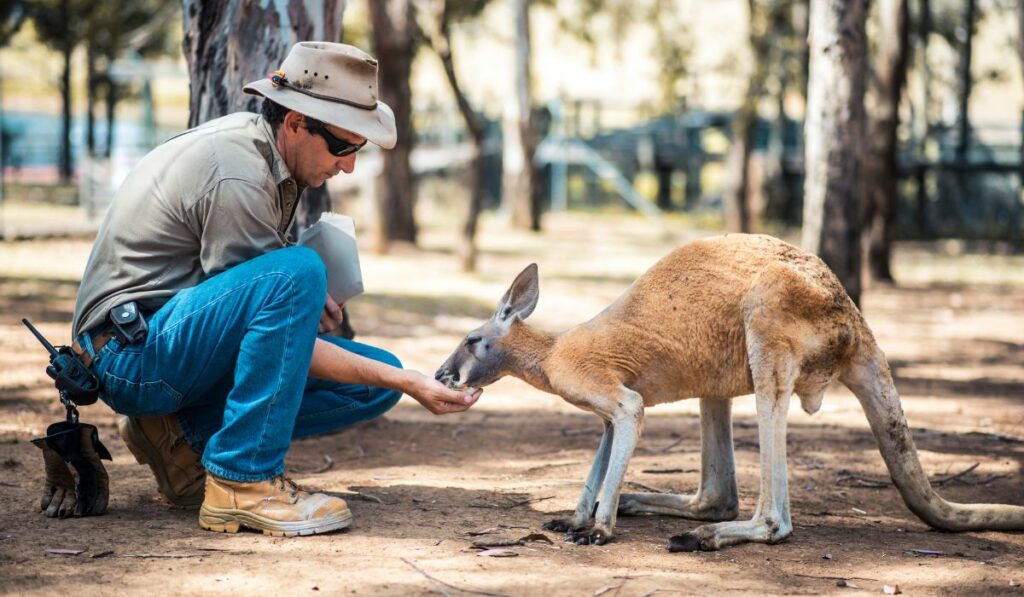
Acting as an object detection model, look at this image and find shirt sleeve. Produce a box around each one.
[190,178,287,276]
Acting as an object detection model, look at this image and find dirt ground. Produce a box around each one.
[1,213,1022,596]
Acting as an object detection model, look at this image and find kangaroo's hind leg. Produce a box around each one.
[619,398,738,521]
[668,350,796,551]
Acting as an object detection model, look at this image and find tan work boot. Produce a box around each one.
[118,415,205,508]
[199,474,352,537]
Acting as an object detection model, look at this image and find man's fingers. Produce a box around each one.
[324,294,343,321]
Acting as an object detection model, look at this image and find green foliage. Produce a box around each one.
[27,0,95,53]
[26,0,176,62]
[443,0,493,23]
[85,0,179,62]
[0,1,27,47]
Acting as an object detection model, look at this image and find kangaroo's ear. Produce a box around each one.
[496,263,539,322]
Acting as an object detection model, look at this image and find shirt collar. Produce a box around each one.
[256,115,295,186]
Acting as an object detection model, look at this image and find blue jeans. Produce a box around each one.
[84,247,403,482]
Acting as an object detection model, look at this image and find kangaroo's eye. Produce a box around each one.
[465,336,481,347]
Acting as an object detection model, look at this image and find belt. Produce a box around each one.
[70,327,119,369]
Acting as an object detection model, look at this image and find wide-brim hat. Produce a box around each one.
[244,42,397,149]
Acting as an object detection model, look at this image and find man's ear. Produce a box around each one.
[282,110,303,135]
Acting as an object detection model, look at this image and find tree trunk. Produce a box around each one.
[424,0,488,272]
[58,0,73,183]
[802,0,867,306]
[86,45,97,156]
[1019,0,1024,76]
[367,0,417,250]
[912,0,932,237]
[727,0,772,233]
[863,0,908,283]
[1017,3,1024,252]
[103,79,118,159]
[956,0,975,161]
[509,0,541,231]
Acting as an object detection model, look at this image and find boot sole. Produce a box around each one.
[199,504,353,537]
[117,417,205,509]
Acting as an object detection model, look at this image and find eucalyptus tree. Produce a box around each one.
[802,0,868,306]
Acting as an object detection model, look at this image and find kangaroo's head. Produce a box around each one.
[435,263,540,390]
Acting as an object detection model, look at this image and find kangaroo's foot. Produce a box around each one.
[666,516,792,552]
[564,525,612,546]
[618,492,738,522]
[542,518,587,533]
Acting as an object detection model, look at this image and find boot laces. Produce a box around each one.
[274,475,301,500]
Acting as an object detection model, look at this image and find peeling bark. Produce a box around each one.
[802,0,867,306]
[864,0,908,283]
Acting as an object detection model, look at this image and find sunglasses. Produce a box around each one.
[304,119,367,157]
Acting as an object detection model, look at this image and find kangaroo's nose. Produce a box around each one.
[434,367,459,385]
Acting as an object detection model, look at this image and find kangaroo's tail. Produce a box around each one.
[839,334,1024,531]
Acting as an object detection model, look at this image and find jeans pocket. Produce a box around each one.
[101,371,184,417]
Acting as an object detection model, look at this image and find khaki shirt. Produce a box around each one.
[71,112,304,338]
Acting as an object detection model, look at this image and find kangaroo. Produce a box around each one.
[434,233,1024,550]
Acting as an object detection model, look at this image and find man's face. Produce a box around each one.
[281,113,365,188]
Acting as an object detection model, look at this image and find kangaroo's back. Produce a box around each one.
[551,234,860,404]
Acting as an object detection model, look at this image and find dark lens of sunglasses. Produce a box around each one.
[310,122,365,157]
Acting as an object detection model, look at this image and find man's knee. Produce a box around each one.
[255,247,327,303]
[279,246,327,289]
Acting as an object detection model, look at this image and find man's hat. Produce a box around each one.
[244,42,397,149]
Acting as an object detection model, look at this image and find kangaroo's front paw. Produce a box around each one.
[542,518,577,533]
[567,527,612,546]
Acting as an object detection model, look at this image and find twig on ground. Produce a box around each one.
[121,553,195,558]
[651,439,684,453]
[294,454,333,475]
[401,557,509,597]
[343,491,384,504]
[627,481,669,494]
[641,468,696,475]
[524,461,583,474]
[469,496,555,509]
[962,431,1024,444]
[836,470,890,489]
[838,462,999,489]
[930,462,979,486]
[793,574,879,582]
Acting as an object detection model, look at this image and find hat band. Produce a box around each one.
[274,78,378,111]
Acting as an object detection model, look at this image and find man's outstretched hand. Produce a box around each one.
[402,370,482,415]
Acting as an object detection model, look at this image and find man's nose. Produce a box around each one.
[337,153,357,174]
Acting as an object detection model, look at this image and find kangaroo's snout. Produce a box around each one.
[434,366,459,388]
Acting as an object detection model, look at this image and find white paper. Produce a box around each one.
[297,212,364,303]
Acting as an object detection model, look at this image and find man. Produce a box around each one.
[70,42,481,537]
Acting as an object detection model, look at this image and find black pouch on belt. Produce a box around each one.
[110,301,148,345]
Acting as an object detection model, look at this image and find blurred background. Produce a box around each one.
[0,0,1022,284]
